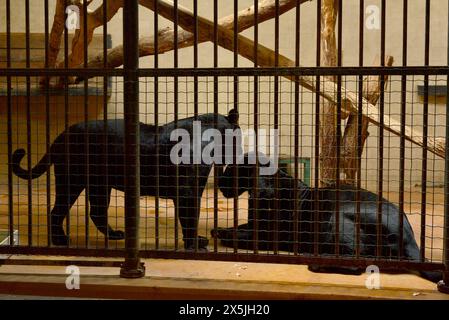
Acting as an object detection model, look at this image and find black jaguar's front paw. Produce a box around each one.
[109,230,125,240]
[52,234,69,246]
[308,264,363,275]
[184,236,209,251]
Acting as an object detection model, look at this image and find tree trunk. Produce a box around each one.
[319,0,339,187]
[342,55,394,185]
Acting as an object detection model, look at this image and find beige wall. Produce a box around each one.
[1,0,448,191]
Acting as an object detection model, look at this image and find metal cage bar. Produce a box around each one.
[119,0,144,278]
[0,0,448,294]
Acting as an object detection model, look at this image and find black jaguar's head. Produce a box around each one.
[218,152,274,198]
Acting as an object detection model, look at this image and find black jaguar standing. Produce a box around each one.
[12,109,239,250]
[213,152,442,283]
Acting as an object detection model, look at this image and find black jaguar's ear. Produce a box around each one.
[227,108,239,126]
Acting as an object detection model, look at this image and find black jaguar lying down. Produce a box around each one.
[212,153,442,283]
[13,109,239,250]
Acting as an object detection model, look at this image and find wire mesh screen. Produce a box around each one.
[0,0,449,289]
[1,73,446,268]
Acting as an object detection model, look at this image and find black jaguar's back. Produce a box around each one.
[12,110,240,249]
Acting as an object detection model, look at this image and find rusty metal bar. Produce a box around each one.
[399,0,408,259]
[292,0,301,256]
[154,0,160,251]
[232,0,239,254]
[3,67,449,78]
[355,0,364,260]
[253,0,260,255]
[103,0,110,250]
[213,0,219,253]
[120,0,145,278]
[273,0,280,255]
[6,0,13,247]
[0,247,443,274]
[83,0,90,248]
[173,0,180,251]
[420,0,431,262]
[174,0,180,251]
[439,0,449,293]
[313,0,322,257]
[335,0,343,257]
[193,0,200,252]
[25,0,32,247]
[44,0,52,247]
[376,0,386,258]
[63,0,70,247]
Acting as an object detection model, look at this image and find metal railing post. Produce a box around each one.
[120,0,145,278]
[437,0,449,294]
[438,81,449,293]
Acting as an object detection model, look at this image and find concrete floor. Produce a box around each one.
[0,257,448,299]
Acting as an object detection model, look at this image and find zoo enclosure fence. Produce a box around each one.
[0,0,448,293]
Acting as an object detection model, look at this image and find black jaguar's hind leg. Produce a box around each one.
[88,186,124,240]
[51,182,84,246]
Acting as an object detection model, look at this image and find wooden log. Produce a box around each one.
[319,0,339,187]
[54,0,122,85]
[76,0,310,72]
[341,56,394,185]
[70,0,445,159]
[38,0,66,86]
[158,0,447,159]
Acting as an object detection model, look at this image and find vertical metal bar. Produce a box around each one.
[314,0,322,256]
[174,0,180,251]
[6,0,13,246]
[253,0,260,254]
[120,0,145,278]
[439,0,449,292]
[399,0,408,259]
[83,0,90,248]
[25,0,32,247]
[376,0,386,258]
[64,0,70,246]
[334,0,342,257]
[273,0,280,254]
[193,0,200,251]
[420,0,431,262]
[45,0,52,247]
[233,0,239,254]
[103,0,109,250]
[213,0,219,253]
[154,0,160,251]
[355,0,364,259]
[293,0,301,255]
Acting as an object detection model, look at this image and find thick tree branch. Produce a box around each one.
[39,0,66,86]
[319,0,339,186]
[341,56,394,185]
[76,0,310,71]
[69,0,444,159]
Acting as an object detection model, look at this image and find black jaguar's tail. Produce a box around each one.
[12,148,52,180]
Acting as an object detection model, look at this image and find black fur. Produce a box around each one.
[212,152,442,283]
[13,110,239,250]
